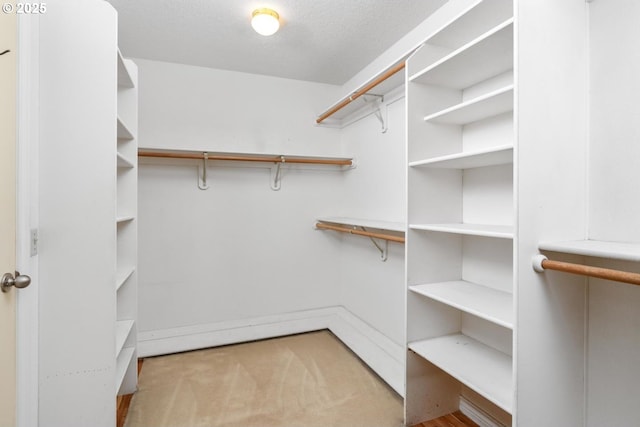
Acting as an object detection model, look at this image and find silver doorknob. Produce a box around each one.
[1,271,31,293]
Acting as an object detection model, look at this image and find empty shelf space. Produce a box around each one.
[115,347,135,393]
[316,217,405,232]
[423,85,513,124]
[117,50,135,88]
[117,116,134,140]
[116,320,135,356]
[409,334,513,413]
[410,281,513,329]
[117,152,135,169]
[409,145,513,169]
[409,223,513,239]
[409,19,514,89]
[116,267,135,291]
[538,240,640,262]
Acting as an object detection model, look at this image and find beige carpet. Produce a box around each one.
[124,330,404,427]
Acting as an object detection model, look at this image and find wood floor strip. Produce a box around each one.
[412,411,479,427]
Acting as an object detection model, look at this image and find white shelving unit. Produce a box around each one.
[115,50,138,396]
[405,1,514,425]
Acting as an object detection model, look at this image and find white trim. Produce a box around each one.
[137,306,405,397]
[459,396,505,427]
[138,307,337,357]
[16,15,39,427]
[329,307,405,396]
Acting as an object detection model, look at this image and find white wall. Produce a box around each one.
[336,95,407,346]
[136,59,347,334]
[135,58,408,385]
[587,1,640,425]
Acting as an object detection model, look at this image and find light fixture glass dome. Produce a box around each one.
[251,8,280,36]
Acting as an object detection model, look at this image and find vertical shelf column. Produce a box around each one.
[116,51,138,396]
[404,0,514,425]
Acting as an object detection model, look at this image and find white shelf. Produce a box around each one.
[423,85,514,125]
[117,116,134,140]
[409,223,513,239]
[409,334,513,413]
[410,281,513,329]
[116,215,135,224]
[117,50,135,88]
[115,320,134,356]
[316,217,406,232]
[539,240,640,262]
[410,19,514,89]
[117,152,134,169]
[409,145,513,169]
[116,266,135,291]
[115,347,135,393]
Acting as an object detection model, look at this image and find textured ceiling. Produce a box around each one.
[107,0,447,85]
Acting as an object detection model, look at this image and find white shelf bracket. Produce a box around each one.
[361,226,389,262]
[198,152,210,190]
[270,156,285,191]
[363,94,387,133]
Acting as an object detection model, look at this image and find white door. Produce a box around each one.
[1,11,19,427]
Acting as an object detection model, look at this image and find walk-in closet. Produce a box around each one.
[2,0,639,426]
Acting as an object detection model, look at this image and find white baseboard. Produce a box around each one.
[138,307,336,357]
[329,308,405,397]
[138,306,405,397]
[459,396,505,427]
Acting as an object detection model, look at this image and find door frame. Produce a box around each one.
[16,15,39,427]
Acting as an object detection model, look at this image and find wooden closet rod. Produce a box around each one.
[315,222,405,243]
[316,61,406,124]
[138,150,353,166]
[533,255,640,286]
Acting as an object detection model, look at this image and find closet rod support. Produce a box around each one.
[198,152,210,190]
[532,254,640,286]
[361,226,388,261]
[316,61,405,124]
[270,156,285,191]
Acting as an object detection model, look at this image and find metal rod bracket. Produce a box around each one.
[198,152,210,190]
[363,94,387,133]
[270,156,285,191]
[360,226,388,261]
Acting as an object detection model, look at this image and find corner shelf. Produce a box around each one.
[410,281,513,329]
[409,19,514,89]
[115,347,135,393]
[117,116,134,140]
[115,320,134,356]
[117,152,135,169]
[423,85,513,125]
[409,334,513,413]
[116,215,135,224]
[117,50,135,89]
[538,240,640,262]
[409,145,513,169]
[409,223,513,239]
[116,266,135,291]
[116,52,138,397]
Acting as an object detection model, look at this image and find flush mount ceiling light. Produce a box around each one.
[251,8,280,36]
